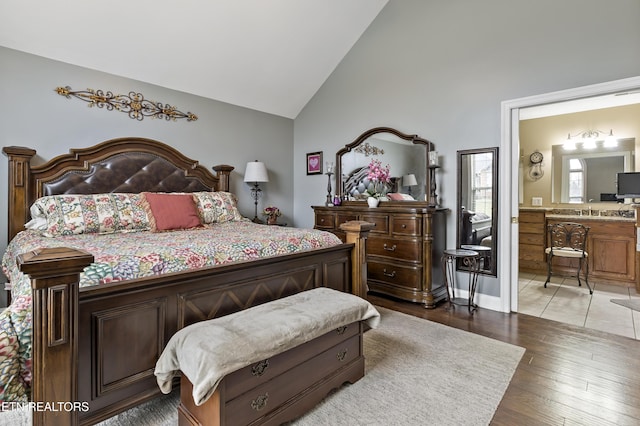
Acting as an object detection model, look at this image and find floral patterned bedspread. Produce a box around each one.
[0,221,341,401]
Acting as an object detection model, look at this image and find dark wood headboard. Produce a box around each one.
[3,137,234,242]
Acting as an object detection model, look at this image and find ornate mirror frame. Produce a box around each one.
[336,127,434,203]
[456,147,499,276]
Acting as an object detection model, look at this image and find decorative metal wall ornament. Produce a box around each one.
[55,86,198,122]
[353,142,384,157]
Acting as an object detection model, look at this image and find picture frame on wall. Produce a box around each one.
[306,151,323,175]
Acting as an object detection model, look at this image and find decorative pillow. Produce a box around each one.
[143,192,202,231]
[31,193,151,237]
[24,203,48,230]
[192,192,245,223]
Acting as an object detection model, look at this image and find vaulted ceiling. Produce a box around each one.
[0,0,388,119]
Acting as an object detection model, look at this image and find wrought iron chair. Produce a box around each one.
[544,222,592,294]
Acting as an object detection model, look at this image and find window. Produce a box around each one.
[567,158,584,203]
[470,153,493,215]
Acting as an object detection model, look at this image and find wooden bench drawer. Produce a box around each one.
[225,334,361,426]
[224,323,359,400]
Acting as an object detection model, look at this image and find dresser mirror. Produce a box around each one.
[457,147,498,276]
[550,137,635,203]
[336,127,433,202]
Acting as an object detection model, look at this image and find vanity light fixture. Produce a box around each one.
[563,134,577,150]
[563,129,617,150]
[603,129,619,148]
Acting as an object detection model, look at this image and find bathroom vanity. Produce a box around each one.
[519,207,638,288]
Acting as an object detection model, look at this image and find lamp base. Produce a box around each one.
[252,216,264,224]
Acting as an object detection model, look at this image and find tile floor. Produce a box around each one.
[518,271,640,340]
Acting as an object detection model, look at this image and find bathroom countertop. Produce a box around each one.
[545,213,636,222]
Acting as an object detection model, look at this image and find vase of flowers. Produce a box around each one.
[365,159,391,207]
[367,197,380,208]
[263,206,281,225]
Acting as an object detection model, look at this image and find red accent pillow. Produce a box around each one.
[143,193,202,231]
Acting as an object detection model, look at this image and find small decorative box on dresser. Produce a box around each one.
[313,204,448,308]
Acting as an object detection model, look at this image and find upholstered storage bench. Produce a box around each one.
[179,321,364,425]
[154,288,380,426]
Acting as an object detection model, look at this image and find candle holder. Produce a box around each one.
[428,164,440,207]
[325,162,334,206]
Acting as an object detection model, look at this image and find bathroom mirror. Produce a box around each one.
[551,138,635,203]
[336,127,433,202]
[457,147,498,276]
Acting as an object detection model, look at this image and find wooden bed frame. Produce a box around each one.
[2,137,372,426]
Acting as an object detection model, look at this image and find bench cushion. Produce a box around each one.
[154,287,380,406]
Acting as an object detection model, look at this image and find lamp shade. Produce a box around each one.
[402,174,418,187]
[244,161,269,183]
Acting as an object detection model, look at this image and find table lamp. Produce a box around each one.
[402,174,417,195]
[244,160,269,223]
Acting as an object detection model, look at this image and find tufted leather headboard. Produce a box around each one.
[3,137,234,241]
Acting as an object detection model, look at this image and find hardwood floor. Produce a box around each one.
[367,293,640,426]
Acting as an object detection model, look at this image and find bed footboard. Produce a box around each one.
[18,225,371,426]
[18,247,94,426]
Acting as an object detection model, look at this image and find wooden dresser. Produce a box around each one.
[313,204,448,308]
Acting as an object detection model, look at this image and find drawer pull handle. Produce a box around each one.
[251,393,269,411]
[402,224,407,228]
[337,349,348,361]
[383,244,397,252]
[383,268,396,278]
[251,359,269,377]
[336,325,348,335]
[320,218,325,223]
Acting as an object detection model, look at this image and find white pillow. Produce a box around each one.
[25,203,47,230]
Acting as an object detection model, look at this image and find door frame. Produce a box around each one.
[499,76,640,313]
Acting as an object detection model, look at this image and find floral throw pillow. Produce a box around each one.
[192,192,245,223]
[31,193,151,237]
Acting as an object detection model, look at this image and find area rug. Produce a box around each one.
[611,298,640,312]
[1,307,525,426]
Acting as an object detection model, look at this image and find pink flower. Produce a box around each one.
[366,159,391,198]
[367,159,390,183]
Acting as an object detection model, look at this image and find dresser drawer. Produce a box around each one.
[224,323,360,401]
[360,214,389,234]
[368,261,422,290]
[367,237,421,261]
[520,223,544,234]
[520,211,545,223]
[225,334,361,425]
[392,217,420,236]
[519,244,545,262]
[314,213,335,230]
[336,213,359,226]
[520,233,544,245]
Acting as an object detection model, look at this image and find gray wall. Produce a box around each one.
[0,46,293,263]
[293,0,640,297]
